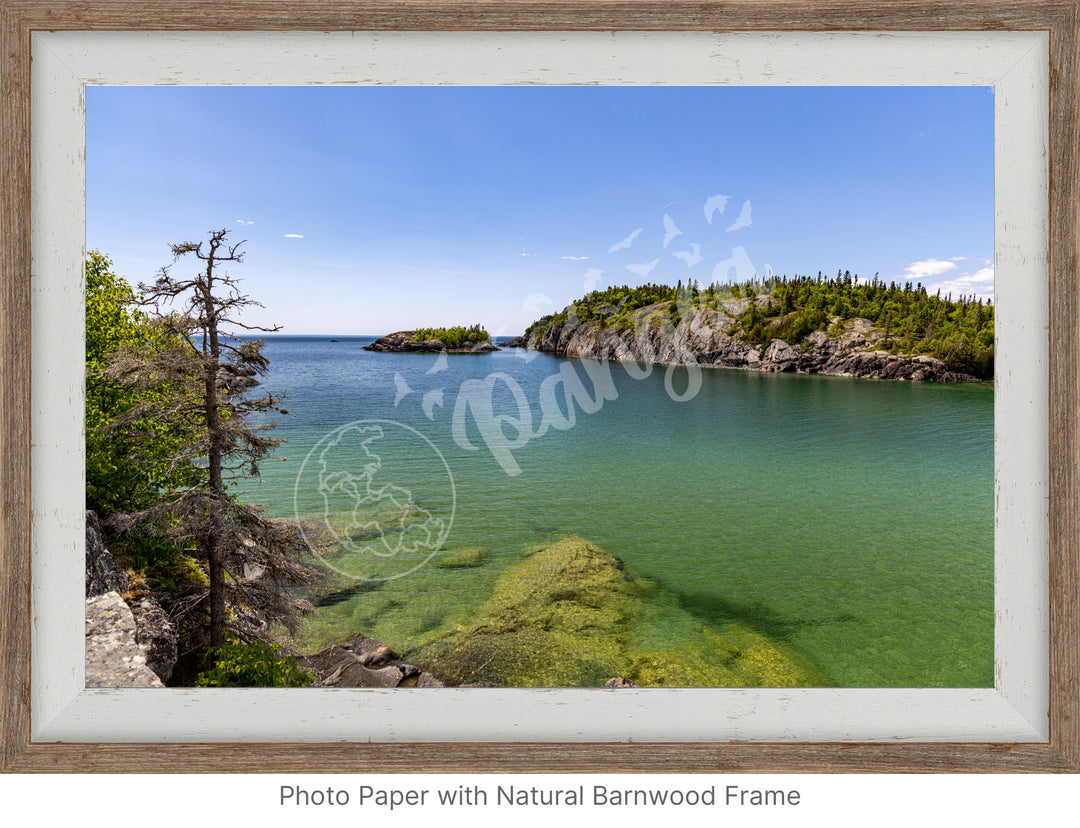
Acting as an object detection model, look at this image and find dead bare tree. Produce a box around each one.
[105,229,319,649]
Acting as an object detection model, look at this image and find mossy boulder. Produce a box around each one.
[413,535,827,688]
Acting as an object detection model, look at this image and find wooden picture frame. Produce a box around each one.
[2,0,1077,773]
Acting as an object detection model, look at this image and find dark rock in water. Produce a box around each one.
[314,581,383,608]
[363,330,499,354]
[300,635,426,688]
[437,546,490,569]
[604,677,639,688]
[86,510,128,597]
[500,336,526,348]
[356,640,394,667]
[85,591,164,688]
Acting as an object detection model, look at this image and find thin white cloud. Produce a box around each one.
[559,255,590,261]
[283,234,303,238]
[898,258,958,282]
[583,268,604,292]
[236,219,255,225]
[931,266,994,302]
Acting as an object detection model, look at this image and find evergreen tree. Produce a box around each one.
[104,229,320,648]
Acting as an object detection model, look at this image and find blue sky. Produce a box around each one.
[87,85,993,335]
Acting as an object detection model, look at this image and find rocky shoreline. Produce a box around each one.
[85,511,826,689]
[363,330,498,354]
[507,299,981,382]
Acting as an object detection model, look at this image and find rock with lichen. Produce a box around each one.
[85,591,164,687]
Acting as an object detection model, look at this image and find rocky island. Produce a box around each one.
[364,324,497,353]
[505,276,994,382]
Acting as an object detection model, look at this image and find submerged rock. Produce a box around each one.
[437,546,490,569]
[412,536,827,688]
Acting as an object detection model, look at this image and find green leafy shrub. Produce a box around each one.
[194,641,315,687]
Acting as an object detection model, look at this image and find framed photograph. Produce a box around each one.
[2,1,1078,773]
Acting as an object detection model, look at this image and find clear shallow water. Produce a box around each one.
[240,335,994,687]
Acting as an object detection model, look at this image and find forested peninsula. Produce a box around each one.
[506,273,994,382]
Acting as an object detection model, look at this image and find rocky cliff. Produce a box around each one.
[85,510,178,686]
[512,299,980,382]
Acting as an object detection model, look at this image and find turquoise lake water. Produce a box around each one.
[240,335,994,688]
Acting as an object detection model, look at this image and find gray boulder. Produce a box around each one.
[85,591,164,687]
[299,637,425,688]
[128,595,178,683]
[416,672,446,688]
[85,510,179,683]
[85,510,128,597]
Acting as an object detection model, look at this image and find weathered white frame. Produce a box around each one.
[31,30,1047,743]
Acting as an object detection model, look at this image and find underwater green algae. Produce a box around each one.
[410,535,828,688]
[436,546,491,569]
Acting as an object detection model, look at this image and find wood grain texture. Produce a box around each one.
[4,740,1078,774]
[0,0,33,774]
[2,0,1078,774]
[1,0,1077,32]
[1048,0,1080,771]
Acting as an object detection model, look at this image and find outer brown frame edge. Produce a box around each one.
[1048,0,1080,773]
[1,0,1078,774]
[0,0,34,774]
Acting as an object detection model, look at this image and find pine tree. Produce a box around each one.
[105,229,320,648]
